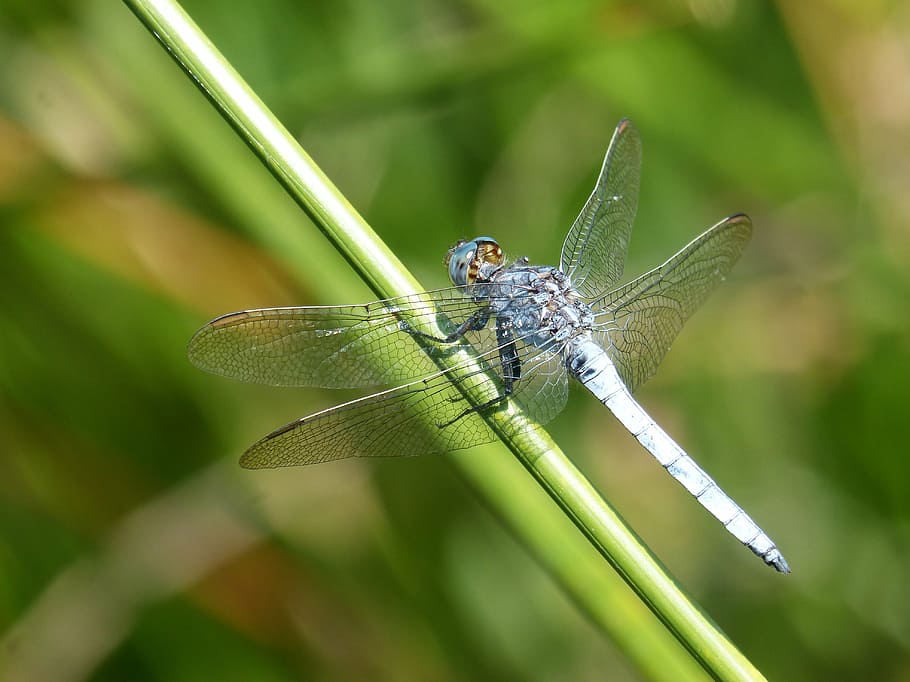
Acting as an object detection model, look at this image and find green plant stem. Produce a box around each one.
[122,1,767,679]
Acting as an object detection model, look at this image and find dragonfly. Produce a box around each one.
[188,119,789,573]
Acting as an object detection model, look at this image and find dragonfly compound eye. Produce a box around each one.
[446,237,502,285]
[446,240,476,285]
[473,238,503,271]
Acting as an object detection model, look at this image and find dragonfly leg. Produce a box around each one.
[436,319,520,428]
[399,309,490,344]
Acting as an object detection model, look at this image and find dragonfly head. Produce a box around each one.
[445,237,503,285]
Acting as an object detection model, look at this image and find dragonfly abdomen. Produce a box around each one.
[568,339,790,573]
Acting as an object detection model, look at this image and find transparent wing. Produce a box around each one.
[240,368,500,467]
[190,282,570,466]
[187,287,498,388]
[239,337,568,468]
[559,119,641,299]
[590,214,752,392]
[508,340,569,426]
[424,319,569,427]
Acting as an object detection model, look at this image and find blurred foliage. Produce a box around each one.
[1,0,910,680]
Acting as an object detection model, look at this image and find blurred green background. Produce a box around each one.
[2,1,909,680]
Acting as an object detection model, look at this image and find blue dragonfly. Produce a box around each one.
[189,120,789,572]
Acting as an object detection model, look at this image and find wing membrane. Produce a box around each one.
[508,339,569,425]
[188,287,493,388]
[240,369,499,467]
[239,339,566,468]
[190,284,572,467]
[559,119,641,299]
[591,214,752,392]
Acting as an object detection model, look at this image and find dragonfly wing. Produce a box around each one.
[187,288,489,388]
[559,119,641,299]
[591,214,752,392]
[241,361,506,467]
[456,320,569,426]
[239,327,569,468]
[508,340,569,425]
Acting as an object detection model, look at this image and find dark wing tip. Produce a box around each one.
[186,324,216,372]
[615,118,642,146]
[186,309,260,374]
[716,213,753,246]
[239,416,313,469]
[186,321,234,374]
[239,449,270,469]
[723,212,753,230]
[239,436,283,469]
[612,118,639,146]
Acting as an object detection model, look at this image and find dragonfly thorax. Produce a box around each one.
[484,265,595,350]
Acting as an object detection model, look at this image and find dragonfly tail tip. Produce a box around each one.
[765,550,791,574]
